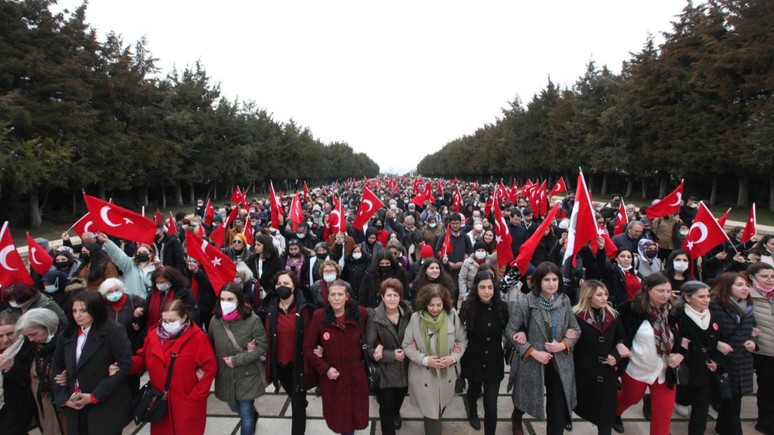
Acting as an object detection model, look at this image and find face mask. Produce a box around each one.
[673,262,689,272]
[390,204,397,210]
[646,250,658,259]
[429,222,437,228]
[689,203,698,209]
[474,251,487,260]
[135,252,150,262]
[296,233,306,239]
[8,301,19,308]
[44,284,59,294]
[474,224,483,231]
[352,252,362,260]
[233,277,242,284]
[620,265,633,271]
[323,273,336,283]
[679,230,689,237]
[220,301,238,315]
[752,278,774,293]
[157,283,171,292]
[276,285,293,300]
[80,253,90,261]
[55,261,70,270]
[105,291,123,302]
[161,320,183,335]
[316,252,328,260]
[379,265,391,274]
[181,225,189,230]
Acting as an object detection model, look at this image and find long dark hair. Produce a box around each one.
[459,271,508,331]
[369,250,407,282]
[64,291,108,336]
[414,257,454,291]
[664,249,692,279]
[214,283,253,320]
[151,266,190,291]
[254,233,278,260]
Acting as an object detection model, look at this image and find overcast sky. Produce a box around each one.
[57,0,687,174]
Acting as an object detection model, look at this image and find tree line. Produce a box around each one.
[0,0,379,227]
[417,0,774,210]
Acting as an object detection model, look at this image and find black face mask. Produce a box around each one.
[276,285,293,300]
[316,253,328,261]
[645,250,658,259]
[55,261,71,270]
[136,253,150,262]
[379,265,391,275]
[80,253,90,261]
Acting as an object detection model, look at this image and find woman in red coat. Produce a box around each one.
[131,299,217,435]
[304,279,369,434]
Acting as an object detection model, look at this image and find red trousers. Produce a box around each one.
[616,372,676,435]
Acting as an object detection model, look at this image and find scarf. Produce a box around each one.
[752,278,774,300]
[0,338,25,409]
[222,309,240,322]
[684,304,710,330]
[536,293,564,340]
[157,320,191,344]
[729,298,749,319]
[646,302,673,363]
[419,310,449,377]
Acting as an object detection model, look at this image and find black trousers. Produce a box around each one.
[467,380,501,435]
[685,384,712,435]
[755,354,774,434]
[715,394,743,435]
[276,364,308,435]
[376,386,407,435]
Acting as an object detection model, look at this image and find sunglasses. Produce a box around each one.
[232,240,243,245]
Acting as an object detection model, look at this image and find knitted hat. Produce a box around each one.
[420,244,435,259]
[233,233,248,245]
[473,241,488,252]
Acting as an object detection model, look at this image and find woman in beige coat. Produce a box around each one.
[402,283,467,435]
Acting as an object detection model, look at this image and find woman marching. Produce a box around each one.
[459,270,509,435]
[505,261,581,435]
[572,280,630,435]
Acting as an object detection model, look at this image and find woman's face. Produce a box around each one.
[648,283,673,307]
[288,244,301,256]
[590,288,608,309]
[378,259,392,268]
[686,288,711,311]
[275,273,295,290]
[161,310,184,324]
[136,247,151,257]
[0,323,16,350]
[367,234,377,244]
[477,279,495,303]
[254,242,264,254]
[383,288,401,311]
[426,296,444,317]
[220,290,237,305]
[328,285,348,312]
[731,277,750,301]
[155,277,171,288]
[754,268,774,289]
[21,327,49,344]
[426,263,441,280]
[540,273,560,297]
[766,238,774,253]
[483,230,494,244]
[322,265,337,277]
[617,251,633,267]
[72,301,94,328]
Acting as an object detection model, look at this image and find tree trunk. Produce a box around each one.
[213,184,217,201]
[97,182,106,200]
[161,185,167,210]
[175,181,183,206]
[588,174,594,193]
[641,176,648,200]
[188,182,195,204]
[659,176,668,198]
[770,175,774,212]
[709,179,718,205]
[600,173,609,195]
[737,172,749,207]
[29,190,42,228]
[72,193,78,215]
[625,177,634,198]
[138,186,149,208]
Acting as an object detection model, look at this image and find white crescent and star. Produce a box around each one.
[686,222,708,250]
[84,221,93,233]
[362,199,373,214]
[100,206,121,227]
[29,247,43,266]
[0,245,18,271]
[670,192,682,207]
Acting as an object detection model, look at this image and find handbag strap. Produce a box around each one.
[221,320,246,353]
[164,353,178,392]
[356,308,370,363]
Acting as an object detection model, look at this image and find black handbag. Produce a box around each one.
[356,311,380,390]
[712,370,733,400]
[673,361,690,385]
[132,353,178,424]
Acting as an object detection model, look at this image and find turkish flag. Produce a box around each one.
[646,181,684,219]
[303,181,309,203]
[682,202,729,258]
[224,206,240,229]
[324,198,345,240]
[563,172,599,267]
[153,209,164,223]
[613,202,627,236]
[0,222,34,287]
[440,224,453,256]
[538,181,548,217]
[230,186,244,205]
[521,179,534,196]
[742,203,757,243]
[288,193,303,232]
[496,181,508,200]
[410,190,427,207]
[513,203,559,274]
[550,177,567,197]
[423,181,436,203]
[210,224,226,248]
[492,198,514,267]
[243,216,254,247]
[70,212,95,236]
[413,178,423,194]
[453,187,462,213]
[717,208,732,228]
[353,187,383,230]
[186,229,236,296]
[167,212,176,234]
[83,193,157,244]
[599,226,619,259]
[25,233,54,275]
[203,199,215,226]
[269,181,283,229]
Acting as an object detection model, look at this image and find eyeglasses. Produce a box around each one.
[232,240,243,245]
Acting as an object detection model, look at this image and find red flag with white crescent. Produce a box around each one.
[550,177,567,197]
[186,229,236,296]
[83,193,157,244]
[0,222,34,287]
[646,181,685,219]
[492,198,514,267]
[742,203,757,243]
[25,233,54,275]
[682,202,729,258]
[70,212,95,236]
[613,202,627,236]
[288,193,303,232]
[354,187,383,230]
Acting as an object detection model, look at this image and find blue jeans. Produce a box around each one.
[228,400,257,435]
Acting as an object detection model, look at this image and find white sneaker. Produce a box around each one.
[674,403,691,417]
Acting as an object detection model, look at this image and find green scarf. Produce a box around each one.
[419,309,449,377]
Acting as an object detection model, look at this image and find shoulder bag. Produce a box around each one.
[132,353,178,424]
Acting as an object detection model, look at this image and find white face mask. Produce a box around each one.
[220,301,238,315]
[390,204,397,210]
[474,251,487,260]
[105,291,123,302]
[679,230,689,237]
[352,252,362,260]
[296,233,306,239]
[156,283,171,292]
[233,277,243,284]
[620,265,633,271]
[474,224,483,231]
[8,301,20,308]
[44,284,59,293]
[673,262,689,272]
[323,273,336,283]
[161,320,183,334]
[429,222,437,228]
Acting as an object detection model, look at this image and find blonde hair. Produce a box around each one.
[572,280,617,320]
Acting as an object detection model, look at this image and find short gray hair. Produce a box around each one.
[15,308,59,336]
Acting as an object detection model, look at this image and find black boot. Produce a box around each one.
[467,402,481,430]
[642,394,651,421]
[612,415,624,433]
[511,409,524,435]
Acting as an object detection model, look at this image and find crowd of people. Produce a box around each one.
[0,177,772,435]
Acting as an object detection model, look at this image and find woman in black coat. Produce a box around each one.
[359,250,408,308]
[52,291,132,435]
[460,271,509,435]
[710,272,758,435]
[342,245,371,300]
[572,280,629,435]
[251,233,285,293]
[0,311,37,435]
[675,281,721,435]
